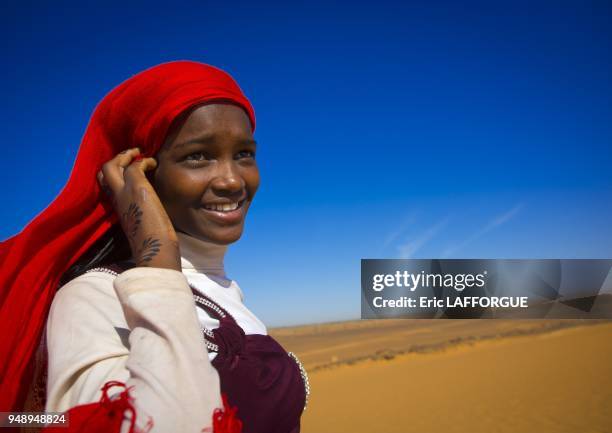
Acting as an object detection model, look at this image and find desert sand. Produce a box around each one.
[270,319,612,433]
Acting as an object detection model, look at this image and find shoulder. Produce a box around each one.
[230,280,245,302]
[49,268,126,332]
[54,261,135,304]
[54,268,118,305]
[47,269,131,354]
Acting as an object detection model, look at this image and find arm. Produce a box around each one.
[45,146,234,432]
[45,267,223,433]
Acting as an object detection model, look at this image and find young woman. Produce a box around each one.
[0,61,308,433]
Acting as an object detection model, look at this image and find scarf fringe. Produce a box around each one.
[99,382,243,433]
[99,381,140,433]
[42,380,242,433]
[209,393,243,433]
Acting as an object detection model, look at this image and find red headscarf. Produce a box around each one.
[0,61,255,421]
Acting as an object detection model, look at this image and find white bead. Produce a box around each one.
[288,351,310,411]
[86,267,309,410]
[86,267,119,276]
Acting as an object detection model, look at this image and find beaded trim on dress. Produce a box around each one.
[84,266,311,410]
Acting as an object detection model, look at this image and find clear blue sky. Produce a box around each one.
[2,1,611,326]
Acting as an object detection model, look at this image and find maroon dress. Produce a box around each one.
[111,261,308,433]
[192,286,307,433]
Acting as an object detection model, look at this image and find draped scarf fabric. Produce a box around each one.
[0,61,255,431]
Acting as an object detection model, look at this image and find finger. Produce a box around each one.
[101,148,141,192]
[96,171,116,206]
[113,147,141,167]
[139,157,158,172]
[97,170,116,209]
[124,157,158,182]
[97,170,110,193]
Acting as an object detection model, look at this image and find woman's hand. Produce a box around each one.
[97,147,181,271]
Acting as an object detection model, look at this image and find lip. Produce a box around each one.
[199,199,247,225]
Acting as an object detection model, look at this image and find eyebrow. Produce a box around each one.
[172,132,257,151]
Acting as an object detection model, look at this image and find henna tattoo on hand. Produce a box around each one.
[122,203,143,240]
[137,237,162,263]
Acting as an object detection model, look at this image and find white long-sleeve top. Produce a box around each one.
[45,231,267,433]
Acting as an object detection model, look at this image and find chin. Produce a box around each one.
[202,227,244,245]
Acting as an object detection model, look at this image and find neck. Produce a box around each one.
[176,231,228,282]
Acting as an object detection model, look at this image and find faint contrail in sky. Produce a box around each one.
[397,217,451,259]
[441,203,524,258]
[381,212,418,250]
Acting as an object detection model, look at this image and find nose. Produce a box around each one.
[210,161,244,196]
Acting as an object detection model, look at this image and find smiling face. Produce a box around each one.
[152,103,259,245]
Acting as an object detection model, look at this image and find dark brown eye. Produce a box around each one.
[235,150,255,159]
[185,152,210,163]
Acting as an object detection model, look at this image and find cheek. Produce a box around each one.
[243,165,260,194]
[156,168,208,207]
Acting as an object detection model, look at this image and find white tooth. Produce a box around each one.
[205,203,239,212]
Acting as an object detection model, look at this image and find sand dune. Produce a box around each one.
[270,319,612,433]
